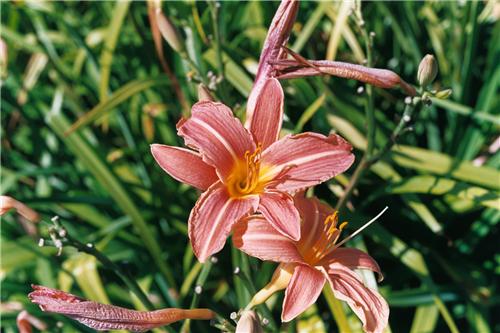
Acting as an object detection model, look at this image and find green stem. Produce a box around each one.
[208,0,229,102]
[59,233,155,310]
[237,254,278,332]
[180,261,213,333]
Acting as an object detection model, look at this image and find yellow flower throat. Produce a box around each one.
[227,144,268,198]
[301,211,349,265]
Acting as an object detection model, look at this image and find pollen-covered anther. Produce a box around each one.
[302,211,350,264]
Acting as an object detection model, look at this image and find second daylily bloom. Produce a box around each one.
[151,78,354,262]
[233,194,389,333]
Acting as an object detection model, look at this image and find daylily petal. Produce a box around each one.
[29,285,214,332]
[233,216,304,264]
[321,248,383,282]
[294,194,335,250]
[259,190,300,240]
[282,265,325,322]
[150,144,218,190]
[261,132,354,192]
[248,78,284,149]
[326,263,389,333]
[246,0,299,126]
[189,182,258,262]
[178,101,255,180]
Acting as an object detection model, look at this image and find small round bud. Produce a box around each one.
[262,318,269,326]
[435,88,452,99]
[404,96,413,105]
[194,285,202,294]
[210,256,218,264]
[58,228,67,238]
[38,238,45,247]
[356,86,364,94]
[86,243,93,248]
[230,312,238,320]
[233,267,240,275]
[417,54,438,87]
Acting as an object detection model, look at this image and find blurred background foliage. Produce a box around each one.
[1,1,499,332]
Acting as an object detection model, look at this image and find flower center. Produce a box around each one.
[227,144,267,198]
[301,211,348,265]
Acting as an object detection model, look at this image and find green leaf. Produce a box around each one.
[66,77,170,134]
[46,88,177,290]
[387,175,500,210]
[204,49,253,97]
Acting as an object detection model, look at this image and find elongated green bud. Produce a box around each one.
[435,88,452,99]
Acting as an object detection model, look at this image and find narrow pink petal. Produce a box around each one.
[189,182,258,262]
[321,248,384,282]
[262,133,354,192]
[326,263,389,333]
[178,101,255,180]
[150,144,218,190]
[282,265,325,322]
[29,285,214,331]
[294,194,335,250]
[259,190,300,240]
[248,78,284,149]
[246,0,299,126]
[233,216,304,264]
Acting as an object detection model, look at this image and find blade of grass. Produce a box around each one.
[46,88,177,291]
[65,77,170,134]
[99,0,131,102]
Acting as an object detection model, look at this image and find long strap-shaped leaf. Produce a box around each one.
[65,77,170,135]
[48,88,177,291]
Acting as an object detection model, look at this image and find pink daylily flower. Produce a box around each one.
[151,78,354,262]
[29,285,214,332]
[233,194,389,333]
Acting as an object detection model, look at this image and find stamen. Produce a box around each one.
[332,206,388,250]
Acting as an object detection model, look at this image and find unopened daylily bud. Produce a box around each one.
[155,7,184,53]
[435,88,452,99]
[198,84,215,102]
[17,310,47,333]
[29,285,215,331]
[235,311,263,333]
[417,54,438,87]
[246,263,295,309]
[0,196,40,222]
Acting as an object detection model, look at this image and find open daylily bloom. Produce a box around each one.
[151,78,354,262]
[233,195,389,333]
[29,285,214,332]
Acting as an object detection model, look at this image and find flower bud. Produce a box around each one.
[417,54,438,87]
[235,311,264,333]
[198,84,215,102]
[155,7,184,53]
[29,285,215,331]
[435,88,452,99]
